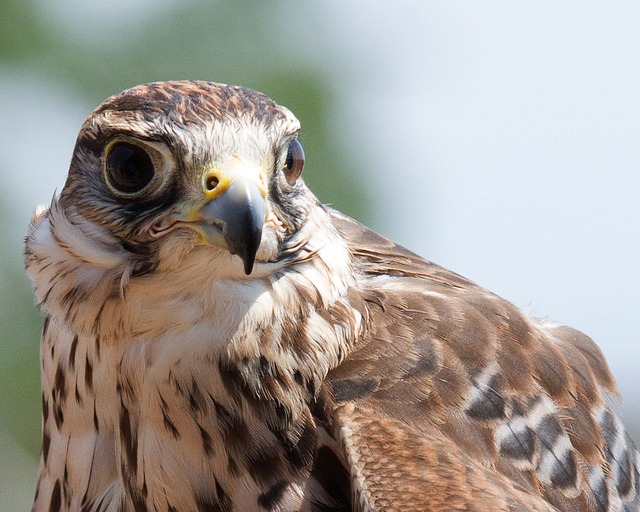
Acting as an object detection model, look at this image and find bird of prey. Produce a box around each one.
[25,81,638,512]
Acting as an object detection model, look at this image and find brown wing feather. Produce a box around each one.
[331,403,556,512]
[323,210,639,511]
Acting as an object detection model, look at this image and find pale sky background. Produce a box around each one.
[1,0,639,507]
[300,2,640,420]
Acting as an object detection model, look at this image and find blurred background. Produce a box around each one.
[1,1,639,509]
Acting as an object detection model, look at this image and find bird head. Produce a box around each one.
[59,81,313,277]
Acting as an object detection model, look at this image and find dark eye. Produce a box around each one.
[105,142,155,194]
[283,139,304,185]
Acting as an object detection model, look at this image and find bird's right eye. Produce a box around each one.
[105,142,155,194]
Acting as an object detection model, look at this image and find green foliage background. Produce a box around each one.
[2,2,638,510]
[0,1,368,508]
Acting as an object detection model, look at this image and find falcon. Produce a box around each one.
[25,81,639,511]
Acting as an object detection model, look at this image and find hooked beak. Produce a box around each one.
[160,159,267,275]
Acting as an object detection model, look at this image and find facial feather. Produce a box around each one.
[25,81,639,512]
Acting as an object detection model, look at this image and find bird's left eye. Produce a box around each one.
[283,139,305,185]
[105,142,155,194]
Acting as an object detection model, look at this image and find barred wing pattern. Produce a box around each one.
[24,81,639,511]
[320,212,639,511]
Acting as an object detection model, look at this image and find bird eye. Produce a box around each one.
[283,139,304,185]
[105,142,155,194]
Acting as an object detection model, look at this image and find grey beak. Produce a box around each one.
[197,177,266,274]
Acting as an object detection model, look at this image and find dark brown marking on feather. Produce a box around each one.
[141,475,148,502]
[42,429,51,463]
[197,423,214,457]
[215,479,232,510]
[60,285,85,312]
[227,453,240,477]
[617,459,635,501]
[42,283,57,313]
[219,357,298,430]
[93,401,99,433]
[131,259,156,278]
[212,399,250,451]
[42,393,49,424]
[92,303,107,354]
[189,377,206,413]
[80,499,94,512]
[304,376,317,397]
[94,334,102,361]
[62,461,69,493]
[119,402,137,475]
[600,408,617,453]
[42,315,50,339]
[159,396,180,439]
[537,414,563,449]
[310,446,351,509]
[499,423,536,464]
[258,480,289,509]
[466,374,507,421]
[212,399,234,432]
[537,414,578,489]
[194,491,221,512]
[53,401,65,429]
[269,392,299,427]
[49,479,62,512]
[280,315,311,353]
[54,364,67,401]
[259,355,271,377]
[218,359,244,395]
[331,378,378,403]
[166,368,182,394]
[84,355,93,391]
[263,412,318,479]
[406,338,441,378]
[121,241,158,278]
[116,368,136,403]
[68,335,79,370]
[549,450,578,490]
[296,415,318,471]
[129,492,147,512]
[247,450,286,485]
[123,457,148,512]
[621,432,638,499]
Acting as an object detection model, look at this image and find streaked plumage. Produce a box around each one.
[25,81,639,511]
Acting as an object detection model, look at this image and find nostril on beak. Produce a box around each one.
[205,174,219,192]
